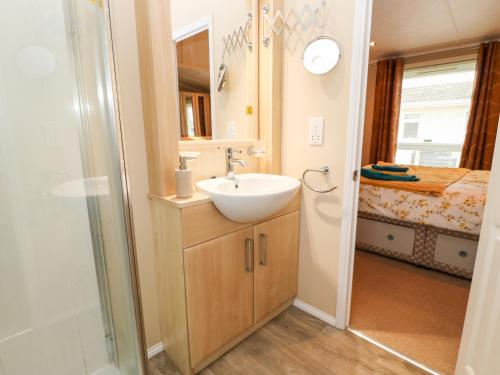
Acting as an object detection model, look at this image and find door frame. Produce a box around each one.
[335,0,373,330]
[455,118,500,374]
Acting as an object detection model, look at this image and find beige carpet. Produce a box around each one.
[350,251,470,375]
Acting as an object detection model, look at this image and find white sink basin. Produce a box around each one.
[196,173,301,223]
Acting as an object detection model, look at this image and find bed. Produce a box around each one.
[356,167,489,279]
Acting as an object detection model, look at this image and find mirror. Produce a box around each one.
[176,31,213,139]
[171,2,257,141]
[303,37,341,75]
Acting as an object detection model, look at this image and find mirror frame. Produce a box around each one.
[172,15,216,140]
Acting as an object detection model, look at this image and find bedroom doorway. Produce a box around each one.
[339,1,500,374]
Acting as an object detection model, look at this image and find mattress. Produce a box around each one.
[358,170,490,235]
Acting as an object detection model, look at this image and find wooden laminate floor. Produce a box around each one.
[149,306,425,375]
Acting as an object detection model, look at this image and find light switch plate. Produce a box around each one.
[309,117,325,145]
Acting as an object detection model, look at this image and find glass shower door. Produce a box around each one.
[0,1,146,374]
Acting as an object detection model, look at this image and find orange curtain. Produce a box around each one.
[460,41,500,170]
[369,58,404,164]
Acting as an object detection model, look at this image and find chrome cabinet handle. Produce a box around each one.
[245,239,254,272]
[259,233,267,266]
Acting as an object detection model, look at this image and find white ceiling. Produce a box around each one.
[370,0,500,60]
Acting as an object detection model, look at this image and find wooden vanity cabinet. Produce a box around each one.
[254,211,300,322]
[150,193,300,374]
[184,228,254,366]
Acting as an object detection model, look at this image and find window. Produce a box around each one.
[402,114,420,139]
[185,98,195,137]
[395,60,476,167]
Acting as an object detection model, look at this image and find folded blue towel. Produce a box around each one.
[361,167,420,181]
[371,164,409,173]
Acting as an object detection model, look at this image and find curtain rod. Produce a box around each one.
[368,37,500,65]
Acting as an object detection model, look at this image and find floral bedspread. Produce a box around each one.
[358,170,490,235]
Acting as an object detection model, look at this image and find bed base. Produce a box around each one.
[356,211,478,279]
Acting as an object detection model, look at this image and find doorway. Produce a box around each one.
[338,0,500,374]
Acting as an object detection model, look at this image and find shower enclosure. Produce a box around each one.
[0,0,146,374]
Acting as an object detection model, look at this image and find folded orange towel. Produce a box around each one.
[360,162,470,195]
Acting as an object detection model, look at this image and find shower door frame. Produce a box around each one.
[65,0,118,365]
[100,1,150,373]
[67,0,150,373]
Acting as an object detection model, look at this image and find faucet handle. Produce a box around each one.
[225,147,242,156]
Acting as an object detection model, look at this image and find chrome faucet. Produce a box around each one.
[225,148,247,185]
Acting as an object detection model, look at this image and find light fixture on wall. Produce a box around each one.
[302,1,340,75]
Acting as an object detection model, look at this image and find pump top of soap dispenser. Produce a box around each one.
[178,151,200,170]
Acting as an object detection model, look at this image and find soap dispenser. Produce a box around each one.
[176,152,200,198]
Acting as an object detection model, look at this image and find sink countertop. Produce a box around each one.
[148,191,211,208]
[149,175,302,213]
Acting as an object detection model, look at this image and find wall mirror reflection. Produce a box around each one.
[176,30,213,140]
[171,2,256,142]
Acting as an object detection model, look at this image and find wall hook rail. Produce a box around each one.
[222,12,253,60]
[302,165,337,193]
[261,0,326,46]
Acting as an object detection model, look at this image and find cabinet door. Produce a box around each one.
[184,227,254,367]
[254,211,300,322]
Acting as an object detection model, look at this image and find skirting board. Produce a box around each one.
[147,342,165,359]
[293,298,336,327]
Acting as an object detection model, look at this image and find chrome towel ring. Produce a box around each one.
[302,166,338,193]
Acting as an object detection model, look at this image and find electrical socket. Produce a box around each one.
[309,117,324,145]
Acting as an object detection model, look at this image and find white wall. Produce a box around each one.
[281,0,356,316]
[179,141,259,182]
